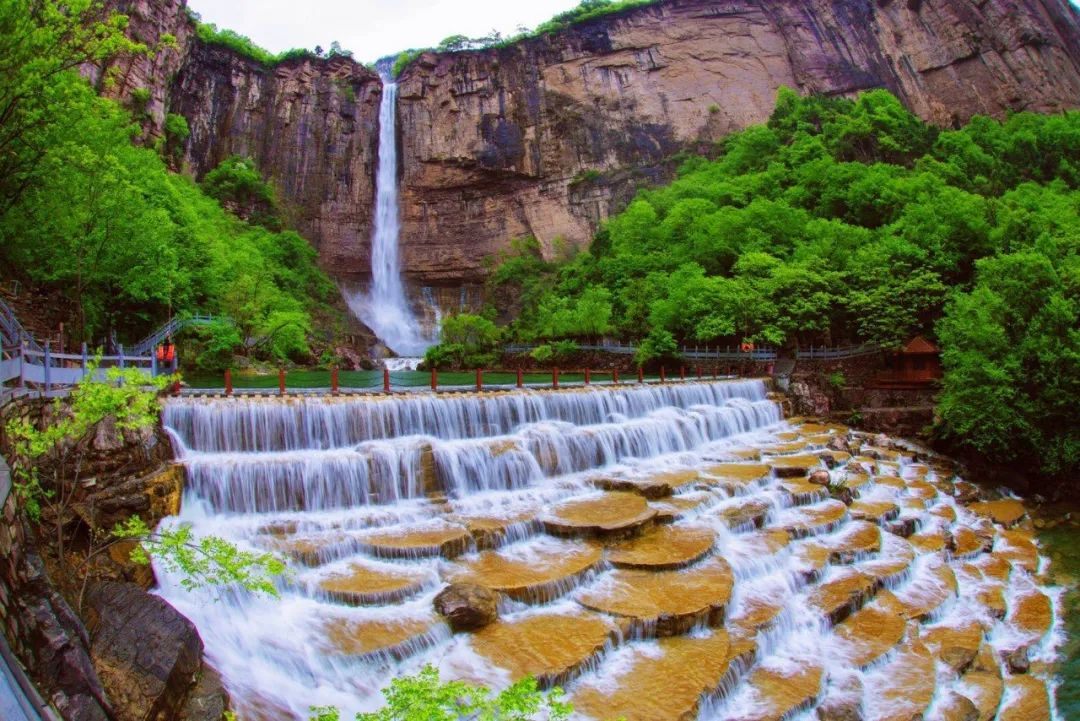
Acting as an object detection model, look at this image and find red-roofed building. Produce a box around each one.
[875,335,942,388]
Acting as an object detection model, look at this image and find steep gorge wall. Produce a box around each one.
[395,0,1080,281]
[104,0,1080,284]
[96,0,383,271]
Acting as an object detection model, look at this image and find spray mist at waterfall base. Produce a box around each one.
[344,286,436,362]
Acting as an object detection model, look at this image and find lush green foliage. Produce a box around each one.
[201,155,282,230]
[6,365,286,594]
[310,665,571,721]
[937,249,1079,477]
[493,88,1079,477]
[6,361,170,520]
[424,314,503,369]
[390,1,659,77]
[191,18,318,66]
[531,0,656,36]
[0,0,333,362]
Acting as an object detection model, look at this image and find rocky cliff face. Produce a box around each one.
[169,46,382,269]
[97,0,382,269]
[395,0,1080,281]
[104,0,1080,284]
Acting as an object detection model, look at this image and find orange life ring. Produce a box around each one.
[740,342,754,353]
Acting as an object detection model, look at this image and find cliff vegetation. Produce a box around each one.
[473,88,1079,480]
[391,0,658,76]
[0,0,335,365]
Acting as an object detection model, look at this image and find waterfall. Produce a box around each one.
[346,73,434,358]
[155,380,1066,721]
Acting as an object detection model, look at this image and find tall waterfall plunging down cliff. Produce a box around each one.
[156,380,1066,721]
[346,75,434,358]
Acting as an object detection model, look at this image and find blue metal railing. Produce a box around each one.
[0,298,41,354]
[795,344,880,360]
[131,313,222,357]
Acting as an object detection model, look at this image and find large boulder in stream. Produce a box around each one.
[434,582,499,632]
[84,582,205,721]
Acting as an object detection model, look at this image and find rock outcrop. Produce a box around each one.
[394,0,1080,281]
[102,0,1080,284]
[84,582,208,721]
[433,582,500,631]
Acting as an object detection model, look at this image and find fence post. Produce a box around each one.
[118,343,125,369]
[516,368,523,389]
[476,368,483,392]
[151,351,158,377]
[696,365,702,380]
[552,367,559,389]
[679,366,686,381]
[383,368,391,393]
[613,368,619,384]
[331,367,339,395]
[638,367,643,384]
[44,341,51,395]
[430,367,437,392]
[18,338,25,389]
[81,342,88,380]
[279,368,286,396]
[660,366,666,383]
[584,368,591,385]
[225,368,233,396]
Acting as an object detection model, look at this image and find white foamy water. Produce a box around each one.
[154,380,1068,721]
[346,75,434,356]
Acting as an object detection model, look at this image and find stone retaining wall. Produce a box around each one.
[0,395,222,721]
[0,455,112,721]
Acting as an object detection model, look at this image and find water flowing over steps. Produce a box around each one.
[156,380,1063,721]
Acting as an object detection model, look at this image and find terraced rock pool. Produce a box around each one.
[156,380,1071,720]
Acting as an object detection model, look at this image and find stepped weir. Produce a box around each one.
[157,379,1064,720]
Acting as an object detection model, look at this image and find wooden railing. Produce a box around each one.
[504,342,778,361]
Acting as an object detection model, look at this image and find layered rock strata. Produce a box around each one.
[103,0,1080,283]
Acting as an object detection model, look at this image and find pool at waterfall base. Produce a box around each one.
[156,379,1071,721]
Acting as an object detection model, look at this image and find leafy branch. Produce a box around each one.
[309,666,572,721]
[112,517,287,597]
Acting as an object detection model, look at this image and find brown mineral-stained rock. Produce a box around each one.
[969,499,1027,527]
[998,675,1051,721]
[543,491,658,539]
[447,540,602,604]
[177,665,230,721]
[576,560,734,635]
[433,582,499,631]
[470,612,615,687]
[84,582,203,721]
[569,630,736,721]
[922,621,983,673]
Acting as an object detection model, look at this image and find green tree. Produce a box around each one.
[5,365,286,608]
[424,314,503,369]
[310,665,571,721]
[937,251,1079,477]
[0,0,146,215]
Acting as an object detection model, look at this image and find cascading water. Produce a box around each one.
[156,380,1067,721]
[346,71,434,359]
